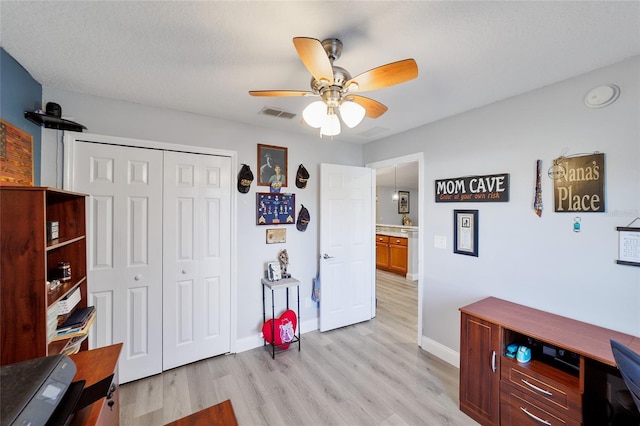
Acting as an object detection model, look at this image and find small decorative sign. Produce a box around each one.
[616,225,640,267]
[435,173,509,202]
[553,153,605,213]
[266,228,286,244]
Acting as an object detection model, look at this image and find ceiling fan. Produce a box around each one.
[249,37,419,136]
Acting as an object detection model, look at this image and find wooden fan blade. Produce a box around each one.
[346,95,388,119]
[345,59,418,92]
[249,90,313,97]
[293,37,334,85]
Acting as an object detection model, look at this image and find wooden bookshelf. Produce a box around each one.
[1,186,90,365]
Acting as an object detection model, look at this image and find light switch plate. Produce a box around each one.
[434,235,447,249]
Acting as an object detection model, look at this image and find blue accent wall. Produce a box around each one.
[1,48,42,185]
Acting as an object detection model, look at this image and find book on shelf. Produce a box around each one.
[57,285,82,325]
[60,333,89,356]
[51,309,96,342]
[58,286,81,314]
[56,306,95,333]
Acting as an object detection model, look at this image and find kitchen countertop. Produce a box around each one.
[376,224,419,238]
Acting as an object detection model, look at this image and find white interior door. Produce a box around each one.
[68,141,164,383]
[162,151,231,370]
[319,163,375,332]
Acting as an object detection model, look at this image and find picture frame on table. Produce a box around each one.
[454,209,478,256]
[398,191,410,214]
[257,144,288,188]
[266,261,282,281]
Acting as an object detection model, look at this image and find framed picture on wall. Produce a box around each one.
[398,191,410,214]
[454,209,478,256]
[256,192,295,225]
[257,144,288,188]
[0,119,34,186]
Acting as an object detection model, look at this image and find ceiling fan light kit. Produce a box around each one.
[338,101,366,128]
[249,37,418,137]
[321,109,341,137]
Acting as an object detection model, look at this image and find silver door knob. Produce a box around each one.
[322,254,335,259]
[134,275,142,281]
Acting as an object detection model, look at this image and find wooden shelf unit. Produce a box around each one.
[1,186,89,366]
[459,296,637,426]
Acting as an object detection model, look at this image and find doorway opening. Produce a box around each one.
[367,153,424,346]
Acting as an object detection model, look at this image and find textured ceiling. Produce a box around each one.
[1,1,639,146]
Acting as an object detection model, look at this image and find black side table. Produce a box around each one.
[261,277,301,358]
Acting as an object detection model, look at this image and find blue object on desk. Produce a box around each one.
[505,343,518,358]
[516,345,532,363]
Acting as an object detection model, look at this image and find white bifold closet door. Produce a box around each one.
[162,151,231,371]
[69,141,231,384]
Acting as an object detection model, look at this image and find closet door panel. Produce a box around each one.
[70,141,163,384]
[163,152,231,370]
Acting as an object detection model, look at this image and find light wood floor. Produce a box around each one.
[119,270,477,425]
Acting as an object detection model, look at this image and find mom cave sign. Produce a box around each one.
[553,153,605,213]
[435,173,509,203]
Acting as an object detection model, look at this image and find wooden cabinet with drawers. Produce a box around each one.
[500,357,582,425]
[459,297,638,426]
[376,235,390,269]
[375,234,407,276]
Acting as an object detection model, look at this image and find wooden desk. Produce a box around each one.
[165,399,238,426]
[69,343,122,426]
[459,297,638,426]
[461,296,635,367]
[628,337,640,354]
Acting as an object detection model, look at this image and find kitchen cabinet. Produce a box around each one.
[376,234,407,276]
[376,235,390,269]
[388,237,408,275]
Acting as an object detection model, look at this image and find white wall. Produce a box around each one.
[40,88,363,350]
[40,56,640,363]
[377,185,419,226]
[364,57,640,357]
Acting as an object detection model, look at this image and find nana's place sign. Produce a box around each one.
[435,173,509,203]
[553,153,605,213]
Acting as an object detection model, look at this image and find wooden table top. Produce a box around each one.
[460,296,637,367]
[69,343,122,426]
[165,399,238,426]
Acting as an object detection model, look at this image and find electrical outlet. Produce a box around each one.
[305,297,311,308]
[434,235,447,249]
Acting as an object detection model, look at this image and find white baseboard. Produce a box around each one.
[406,272,418,281]
[421,335,460,368]
[234,318,319,354]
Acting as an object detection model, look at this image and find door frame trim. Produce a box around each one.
[63,131,239,354]
[366,152,424,346]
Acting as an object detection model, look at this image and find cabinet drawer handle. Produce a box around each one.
[520,407,552,425]
[491,351,496,372]
[522,379,552,396]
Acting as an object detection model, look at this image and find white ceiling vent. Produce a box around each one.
[259,107,296,120]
